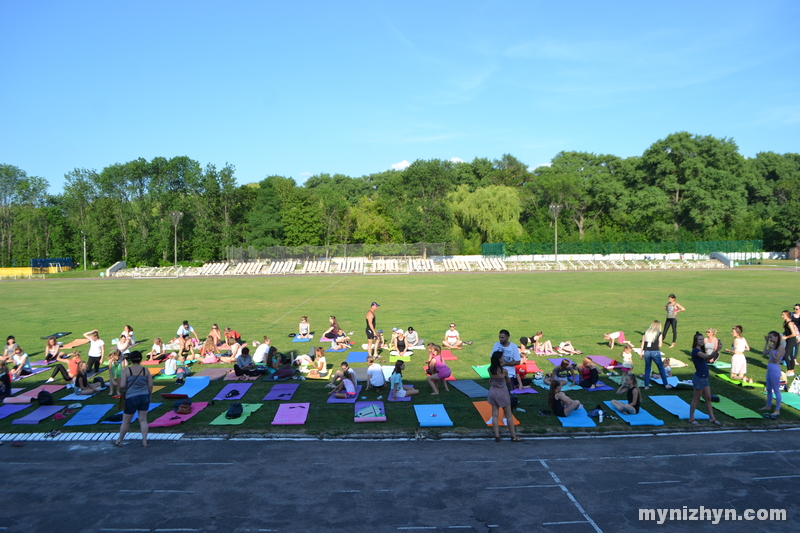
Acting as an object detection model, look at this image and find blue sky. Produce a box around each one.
[2,1,798,193]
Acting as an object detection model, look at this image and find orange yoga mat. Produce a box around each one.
[60,338,89,349]
[472,400,520,426]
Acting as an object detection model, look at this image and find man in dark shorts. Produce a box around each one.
[366,302,379,359]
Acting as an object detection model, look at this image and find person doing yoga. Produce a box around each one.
[548,379,582,418]
[662,294,685,348]
[611,373,641,414]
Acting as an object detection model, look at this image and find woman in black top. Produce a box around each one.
[611,373,640,414]
[781,310,798,377]
[688,332,720,426]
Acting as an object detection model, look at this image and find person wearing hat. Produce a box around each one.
[405,327,421,349]
[365,302,380,359]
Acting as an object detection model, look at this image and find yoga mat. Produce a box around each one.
[441,350,457,361]
[511,387,537,394]
[291,336,313,343]
[3,384,65,404]
[209,403,262,425]
[710,360,732,370]
[327,385,362,403]
[354,401,386,423]
[263,383,299,401]
[548,358,575,367]
[213,383,252,401]
[558,406,597,428]
[716,374,764,388]
[389,355,411,363]
[14,367,50,380]
[414,404,453,427]
[650,395,709,420]
[13,405,64,424]
[272,402,309,425]
[387,385,414,402]
[472,365,490,379]
[161,376,210,399]
[449,380,489,399]
[59,387,108,401]
[472,401,519,426]
[608,374,645,388]
[353,367,368,382]
[150,401,209,427]
[650,376,680,388]
[41,331,72,340]
[587,355,614,367]
[582,381,614,392]
[60,338,89,349]
[63,404,114,426]
[775,393,800,412]
[533,378,581,392]
[193,368,229,381]
[346,352,369,363]
[30,359,54,367]
[326,347,347,353]
[101,403,162,424]
[603,400,664,426]
[0,404,30,420]
[389,350,414,357]
[700,395,761,419]
[141,359,161,366]
[522,362,541,373]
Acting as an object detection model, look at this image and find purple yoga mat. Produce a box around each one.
[510,387,538,394]
[582,381,614,391]
[12,405,64,424]
[213,383,252,401]
[14,367,50,380]
[272,402,309,425]
[263,383,299,401]
[0,404,31,420]
[327,385,362,403]
[587,355,614,367]
[30,359,54,367]
[387,385,414,402]
[547,358,575,367]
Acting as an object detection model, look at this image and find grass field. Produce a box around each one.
[3,268,800,437]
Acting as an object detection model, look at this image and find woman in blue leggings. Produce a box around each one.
[761,331,783,419]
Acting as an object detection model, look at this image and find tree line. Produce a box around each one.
[1,131,798,268]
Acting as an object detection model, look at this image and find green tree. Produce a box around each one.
[448,184,525,243]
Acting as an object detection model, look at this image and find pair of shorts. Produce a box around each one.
[124,394,151,415]
[692,374,710,390]
[366,328,375,340]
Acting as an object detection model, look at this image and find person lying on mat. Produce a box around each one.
[148,337,166,361]
[365,356,385,391]
[425,344,451,395]
[329,372,357,399]
[530,331,556,355]
[557,341,582,355]
[234,347,263,377]
[389,360,419,398]
[543,360,576,387]
[405,327,420,348]
[292,352,315,374]
[44,336,63,363]
[10,346,32,380]
[611,373,641,414]
[73,361,103,395]
[328,361,357,389]
[46,351,82,385]
[577,358,599,389]
[298,316,312,339]
[548,379,581,417]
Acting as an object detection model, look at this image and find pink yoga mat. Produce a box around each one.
[150,401,209,427]
[441,350,458,361]
[3,385,65,404]
[272,402,309,425]
[263,383,299,401]
[194,368,229,381]
[213,383,252,401]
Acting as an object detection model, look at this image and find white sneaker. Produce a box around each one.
[45,377,55,383]
[65,383,73,390]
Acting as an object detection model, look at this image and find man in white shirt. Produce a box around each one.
[252,338,271,364]
[365,356,385,392]
[492,329,520,389]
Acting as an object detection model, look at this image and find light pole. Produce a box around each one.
[170,211,183,266]
[549,204,562,264]
[81,231,87,271]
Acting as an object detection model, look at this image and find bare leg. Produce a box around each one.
[502,405,518,440]
[139,410,149,447]
[689,389,702,421]
[116,413,134,446]
[492,405,500,440]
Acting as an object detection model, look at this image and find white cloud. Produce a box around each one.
[450,157,464,163]
[391,160,411,171]
[529,163,551,171]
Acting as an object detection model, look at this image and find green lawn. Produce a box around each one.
[3,268,799,436]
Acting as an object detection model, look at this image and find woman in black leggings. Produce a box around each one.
[782,310,798,377]
[662,294,685,348]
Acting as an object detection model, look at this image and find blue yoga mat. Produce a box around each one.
[101,403,162,424]
[449,380,489,399]
[650,395,709,420]
[292,336,313,343]
[345,351,369,363]
[326,347,347,353]
[649,376,679,388]
[64,404,114,426]
[558,407,596,428]
[0,404,30,420]
[414,404,453,427]
[604,400,664,426]
[165,376,210,398]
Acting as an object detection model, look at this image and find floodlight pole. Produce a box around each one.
[549,204,562,263]
[171,211,183,266]
[81,231,87,271]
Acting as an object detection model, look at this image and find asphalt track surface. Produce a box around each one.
[1,429,798,533]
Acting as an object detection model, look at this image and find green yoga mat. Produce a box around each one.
[710,361,732,370]
[389,355,411,363]
[209,403,262,425]
[776,392,800,412]
[472,365,490,379]
[701,395,761,419]
[716,374,764,388]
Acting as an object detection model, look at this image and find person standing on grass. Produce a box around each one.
[488,350,520,442]
[641,321,671,391]
[688,332,721,427]
[781,310,798,377]
[365,302,379,359]
[83,329,105,374]
[114,351,153,448]
[761,331,783,419]
[662,294,685,348]
[493,329,520,391]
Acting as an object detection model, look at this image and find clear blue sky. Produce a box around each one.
[2,1,798,193]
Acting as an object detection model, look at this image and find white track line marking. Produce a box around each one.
[540,460,602,533]
[267,276,348,327]
[486,484,559,490]
[542,521,590,526]
[637,481,681,485]
[752,474,800,480]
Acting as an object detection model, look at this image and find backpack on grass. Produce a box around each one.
[226,402,243,419]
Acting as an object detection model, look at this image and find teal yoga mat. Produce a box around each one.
[650,395,709,420]
[604,400,664,426]
[414,404,453,427]
[558,407,596,428]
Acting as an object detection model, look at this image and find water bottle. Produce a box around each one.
[598,411,604,423]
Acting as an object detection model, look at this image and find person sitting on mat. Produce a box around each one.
[234,347,262,378]
[224,327,242,345]
[208,324,223,346]
[307,347,328,379]
[611,373,641,414]
[329,371,357,400]
[442,323,469,350]
[393,330,410,357]
[120,325,135,346]
[513,351,532,390]
[148,337,165,361]
[297,316,312,339]
[46,351,82,385]
[332,328,350,351]
[327,361,357,389]
[577,357,599,389]
[604,331,633,349]
[176,321,199,358]
[218,336,241,364]
[405,327,420,348]
[44,336,62,363]
[365,356,385,392]
[543,359,576,387]
[199,336,220,364]
[389,360,419,398]
[321,316,340,343]
[252,337,271,364]
[548,379,582,417]
[10,346,32,381]
[73,361,103,395]
[116,334,132,359]
[425,344,451,395]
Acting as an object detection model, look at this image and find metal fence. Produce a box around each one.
[226,243,447,262]
[482,240,764,257]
